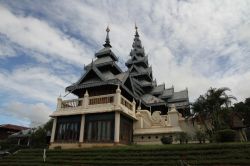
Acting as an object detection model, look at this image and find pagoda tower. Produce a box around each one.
[125,25,156,96]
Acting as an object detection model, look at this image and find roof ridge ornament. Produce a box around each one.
[103,25,112,48]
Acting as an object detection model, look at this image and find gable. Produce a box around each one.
[129,65,139,73]
[124,76,135,95]
[78,68,104,85]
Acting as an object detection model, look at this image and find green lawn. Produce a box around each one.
[1,143,250,166]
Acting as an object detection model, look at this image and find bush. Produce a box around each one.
[246,128,250,140]
[161,136,173,144]
[54,146,62,150]
[195,131,207,143]
[175,132,190,144]
[215,129,236,142]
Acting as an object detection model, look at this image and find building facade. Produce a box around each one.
[50,26,191,149]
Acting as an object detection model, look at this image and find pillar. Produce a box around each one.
[50,117,57,143]
[27,138,30,146]
[83,90,89,108]
[115,85,121,106]
[57,97,62,110]
[132,99,136,112]
[79,115,85,143]
[167,104,179,127]
[114,112,120,143]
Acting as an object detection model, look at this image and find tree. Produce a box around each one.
[233,98,250,127]
[192,87,236,135]
[30,119,53,148]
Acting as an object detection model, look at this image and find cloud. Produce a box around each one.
[0,101,52,127]
[0,0,250,126]
[0,5,92,66]
[0,66,69,104]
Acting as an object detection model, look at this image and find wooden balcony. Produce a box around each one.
[51,88,136,119]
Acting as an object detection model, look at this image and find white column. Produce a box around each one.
[50,117,57,143]
[114,112,120,143]
[115,85,121,106]
[27,138,30,146]
[57,97,62,110]
[132,99,136,111]
[79,115,85,143]
[83,90,89,108]
[167,104,179,127]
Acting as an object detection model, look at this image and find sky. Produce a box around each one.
[0,0,249,127]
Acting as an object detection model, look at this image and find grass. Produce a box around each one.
[1,142,250,165]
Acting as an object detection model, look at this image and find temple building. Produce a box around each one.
[49,26,191,149]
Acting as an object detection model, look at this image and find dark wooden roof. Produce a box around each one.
[65,27,190,110]
[0,124,29,131]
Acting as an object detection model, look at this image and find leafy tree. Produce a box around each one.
[192,87,236,135]
[233,98,250,127]
[175,132,190,144]
[30,119,53,148]
[195,130,207,143]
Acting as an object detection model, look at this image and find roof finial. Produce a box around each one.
[103,25,112,48]
[135,22,139,37]
[91,58,94,68]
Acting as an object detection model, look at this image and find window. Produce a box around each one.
[84,113,114,142]
[120,115,133,144]
[55,115,81,143]
[85,120,112,142]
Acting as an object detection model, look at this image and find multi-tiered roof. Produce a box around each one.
[66,26,189,115]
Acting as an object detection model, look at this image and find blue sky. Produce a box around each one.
[0,0,250,127]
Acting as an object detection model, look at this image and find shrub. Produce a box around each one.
[54,146,62,150]
[161,136,173,144]
[195,131,207,143]
[175,132,190,144]
[215,129,236,142]
[246,128,250,140]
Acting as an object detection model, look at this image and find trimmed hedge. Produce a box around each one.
[1,143,250,165]
[161,136,173,144]
[215,129,236,142]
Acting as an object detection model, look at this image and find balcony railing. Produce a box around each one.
[121,96,133,110]
[89,94,114,105]
[56,90,136,116]
[61,99,82,108]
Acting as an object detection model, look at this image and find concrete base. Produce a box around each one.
[49,142,124,149]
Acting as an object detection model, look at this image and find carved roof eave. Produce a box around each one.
[160,95,173,99]
[65,64,105,92]
[140,83,154,88]
[167,98,189,103]
[95,48,118,61]
[130,73,152,81]
[141,100,166,107]
[132,83,144,95]
[66,78,137,100]
[132,79,149,91]
[125,58,148,66]
[167,102,190,109]
[85,61,122,73]
[133,79,153,88]
[129,65,152,74]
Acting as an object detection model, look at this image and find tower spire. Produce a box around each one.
[135,23,139,37]
[132,24,142,49]
[103,26,112,48]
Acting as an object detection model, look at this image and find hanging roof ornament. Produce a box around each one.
[103,25,112,48]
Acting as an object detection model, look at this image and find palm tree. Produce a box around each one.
[192,87,236,134]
